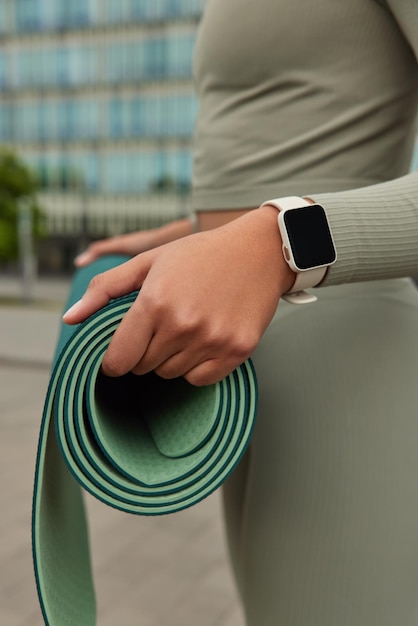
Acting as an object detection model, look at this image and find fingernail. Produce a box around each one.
[63,299,83,319]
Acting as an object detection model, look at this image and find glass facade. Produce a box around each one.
[0,34,196,90]
[10,0,204,32]
[0,0,204,212]
[2,94,196,145]
[12,45,99,89]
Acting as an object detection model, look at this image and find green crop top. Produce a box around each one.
[191,0,418,287]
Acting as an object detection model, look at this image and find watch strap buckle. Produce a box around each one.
[282,290,318,305]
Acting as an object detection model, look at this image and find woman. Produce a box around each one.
[65,1,418,624]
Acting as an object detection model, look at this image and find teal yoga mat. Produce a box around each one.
[32,255,258,626]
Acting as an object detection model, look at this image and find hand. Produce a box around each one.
[74,217,194,267]
[63,206,295,386]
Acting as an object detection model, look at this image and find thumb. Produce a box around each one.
[63,251,154,325]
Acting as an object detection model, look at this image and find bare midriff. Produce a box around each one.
[196,208,257,231]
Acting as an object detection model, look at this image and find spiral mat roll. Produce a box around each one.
[32,256,258,625]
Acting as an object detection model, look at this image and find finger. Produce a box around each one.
[183,357,242,387]
[101,297,156,377]
[128,314,206,376]
[102,279,211,378]
[63,252,154,325]
[131,340,184,377]
[135,340,210,379]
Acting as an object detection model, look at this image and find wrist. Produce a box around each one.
[259,195,337,303]
[252,204,297,294]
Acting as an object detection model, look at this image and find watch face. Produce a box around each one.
[283,204,336,270]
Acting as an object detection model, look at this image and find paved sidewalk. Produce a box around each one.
[0,273,69,366]
[0,272,71,305]
[0,273,244,626]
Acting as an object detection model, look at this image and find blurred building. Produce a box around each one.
[0,0,205,268]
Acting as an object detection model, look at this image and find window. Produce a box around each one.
[133,97,159,137]
[0,0,11,34]
[56,0,94,29]
[109,99,132,138]
[110,93,197,140]
[54,47,71,87]
[105,42,131,83]
[101,149,192,195]
[16,0,43,32]
[101,0,204,24]
[40,101,61,141]
[60,100,77,140]
[71,45,98,86]
[64,152,99,191]
[76,100,101,140]
[168,0,206,18]
[166,34,195,78]
[132,0,167,22]
[131,152,161,192]
[0,52,8,88]
[143,38,166,79]
[102,0,131,24]
[15,103,40,142]
[106,39,161,82]
[16,0,96,32]
[17,50,36,87]
[163,149,192,189]
[16,48,58,88]
[103,153,131,193]
[159,95,197,136]
[32,151,96,191]
[36,0,59,31]
[127,41,148,82]
[143,95,196,137]
[103,151,164,194]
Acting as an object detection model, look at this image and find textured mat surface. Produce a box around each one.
[32,256,258,625]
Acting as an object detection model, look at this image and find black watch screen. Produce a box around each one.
[283,204,336,270]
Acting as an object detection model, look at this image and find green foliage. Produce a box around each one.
[37,162,86,191]
[150,175,191,194]
[0,149,45,262]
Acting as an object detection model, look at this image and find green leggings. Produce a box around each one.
[222,278,418,626]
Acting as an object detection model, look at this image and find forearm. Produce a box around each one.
[152,217,194,246]
[311,170,418,286]
[74,216,195,267]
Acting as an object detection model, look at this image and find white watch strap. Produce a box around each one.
[261,196,327,304]
[265,196,311,211]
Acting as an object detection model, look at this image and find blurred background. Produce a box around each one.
[0,0,205,278]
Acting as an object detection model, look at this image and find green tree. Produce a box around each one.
[150,176,191,195]
[0,149,44,263]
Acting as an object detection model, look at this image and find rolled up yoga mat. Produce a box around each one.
[32,255,258,626]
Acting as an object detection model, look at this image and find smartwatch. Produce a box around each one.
[261,196,337,304]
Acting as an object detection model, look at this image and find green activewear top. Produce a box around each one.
[191,0,418,287]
